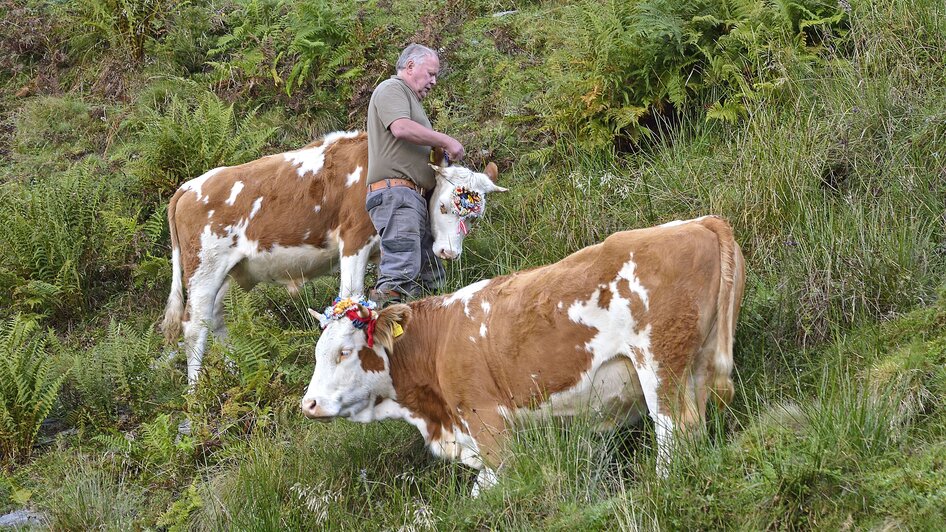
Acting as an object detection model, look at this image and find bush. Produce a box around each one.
[119,89,276,196]
[524,0,846,153]
[0,156,147,319]
[0,315,66,463]
[60,320,171,428]
[63,0,182,64]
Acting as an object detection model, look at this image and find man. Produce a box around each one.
[365,43,465,305]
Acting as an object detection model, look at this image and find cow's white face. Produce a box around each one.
[428,162,506,260]
[300,304,411,421]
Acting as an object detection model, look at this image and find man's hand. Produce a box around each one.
[444,137,465,162]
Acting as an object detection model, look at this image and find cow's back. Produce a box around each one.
[169,132,372,286]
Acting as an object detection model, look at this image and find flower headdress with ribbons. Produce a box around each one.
[451,186,483,235]
[314,297,379,347]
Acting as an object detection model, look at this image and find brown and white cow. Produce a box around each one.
[161,130,505,385]
[301,216,745,495]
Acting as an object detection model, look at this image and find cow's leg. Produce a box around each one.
[210,279,230,341]
[338,236,378,298]
[464,409,508,497]
[633,359,677,477]
[182,261,233,388]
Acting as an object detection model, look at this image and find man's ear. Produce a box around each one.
[374,304,413,352]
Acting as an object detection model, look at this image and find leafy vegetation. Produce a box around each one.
[0,0,944,528]
[0,315,65,463]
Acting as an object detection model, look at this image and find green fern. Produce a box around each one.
[0,315,67,463]
[120,90,276,195]
[65,320,163,427]
[64,0,182,63]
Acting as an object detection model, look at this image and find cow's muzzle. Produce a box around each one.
[300,398,333,421]
[436,248,459,260]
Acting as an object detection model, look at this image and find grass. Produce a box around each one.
[0,0,944,528]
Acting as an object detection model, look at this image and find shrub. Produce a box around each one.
[0,156,144,319]
[525,0,846,153]
[0,314,66,463]
[60,320,170,427]
[120,89,276,196]
[63,0,182,64]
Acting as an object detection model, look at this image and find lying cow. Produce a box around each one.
[161,130,505,385]
[301,216,745,495]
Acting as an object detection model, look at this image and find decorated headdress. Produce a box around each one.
[316,297,379,347]
[451,186,483,235]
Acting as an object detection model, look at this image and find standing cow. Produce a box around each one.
[301,216,745,495]
[161,130,505,385]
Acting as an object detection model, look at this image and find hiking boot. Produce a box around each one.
[368,289,404,308]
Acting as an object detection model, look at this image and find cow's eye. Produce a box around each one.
[440,203,448,214]
[338,349,352,363]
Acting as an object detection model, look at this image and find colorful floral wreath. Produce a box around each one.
[452,186,483,235]
[320,297,379,347]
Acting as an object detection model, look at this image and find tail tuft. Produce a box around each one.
[161,191,185,343]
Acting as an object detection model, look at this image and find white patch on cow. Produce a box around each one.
[207,210,214,219]
[231,228,339,288]
[442,279,490,317]
[468,336,477,343]
[338,236,380,298]
[313,204,321,213]
[225,181,244,206]
[551,252,674,464]
[616,253,649,309]
[480,323,487,337]
[659,215,709,228]
[557,301,563,309]
[345,166,362,188]
[283,130,360,178]
[481,301,491,315]
[181,167,224,203]
[303,230,310,241]
[249,197,263,219]
[486,253,654,427]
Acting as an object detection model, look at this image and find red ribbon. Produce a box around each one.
[344,308,377,347]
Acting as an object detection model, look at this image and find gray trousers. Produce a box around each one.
[366,186,445,297]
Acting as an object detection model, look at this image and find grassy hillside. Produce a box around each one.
[1,0,944,529]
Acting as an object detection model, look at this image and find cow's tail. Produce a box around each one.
[161,189,186,343]
[698,216,745,407]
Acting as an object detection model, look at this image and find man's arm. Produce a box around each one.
[389,118,465,161]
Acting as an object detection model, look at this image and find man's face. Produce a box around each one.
[402,54,440,99]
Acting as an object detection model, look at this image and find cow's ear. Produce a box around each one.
[374,304,413,352]
[430,146,447,167]
[485,162,499,182]
[483,162,508,193]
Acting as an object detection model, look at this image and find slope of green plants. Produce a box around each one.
[0,0,944,528]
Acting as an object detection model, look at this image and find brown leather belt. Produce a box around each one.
[367,178,425,196]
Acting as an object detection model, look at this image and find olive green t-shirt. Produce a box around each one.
[366,76,436,190]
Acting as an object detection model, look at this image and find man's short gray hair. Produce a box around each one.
[396,44,438,71]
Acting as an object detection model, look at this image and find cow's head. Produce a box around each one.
[301,300,411,421]
[428,159,506,260]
